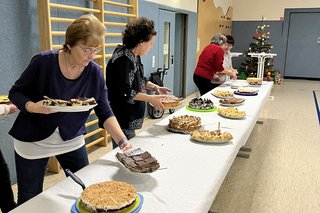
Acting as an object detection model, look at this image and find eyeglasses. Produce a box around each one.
[78,44,102,55]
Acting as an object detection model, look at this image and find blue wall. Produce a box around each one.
[0,0,198,184]
[0,0,39,183]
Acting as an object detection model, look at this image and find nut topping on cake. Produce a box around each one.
[80,181,137,212]
[191,129,233,142]
[161,96,180,108]
[168,115,201,131]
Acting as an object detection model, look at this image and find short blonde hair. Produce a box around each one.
[63,14,106,52]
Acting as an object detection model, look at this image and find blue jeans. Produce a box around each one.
[112,129,135,149]
[15,145,89,205]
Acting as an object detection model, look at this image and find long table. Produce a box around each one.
[10,80,273,213]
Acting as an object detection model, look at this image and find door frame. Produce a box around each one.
[283,8,320,79]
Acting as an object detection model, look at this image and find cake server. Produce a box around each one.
[65,169,86,190]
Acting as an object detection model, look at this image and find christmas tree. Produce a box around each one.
[238,24,275,80]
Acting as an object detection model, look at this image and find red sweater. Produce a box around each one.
[194,44,224,80]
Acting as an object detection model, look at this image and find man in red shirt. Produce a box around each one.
[193,33,237,95]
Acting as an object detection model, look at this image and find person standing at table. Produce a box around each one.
[106,17,171,148]
[193,33,237,96]
[0,104,18,213]
[212,34,238,87]
[8,14,132,205]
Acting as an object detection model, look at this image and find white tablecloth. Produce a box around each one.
[10,80,273,213]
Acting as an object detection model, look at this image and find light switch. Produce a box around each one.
[152,56,155,68]
[317,37,320,44]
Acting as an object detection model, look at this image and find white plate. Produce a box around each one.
[191,137,231,144]
[219,102,244,107]
[249,84,262,87]
[217,112,246,120]
[45,104,97,112]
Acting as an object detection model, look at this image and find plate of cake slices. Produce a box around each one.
[161,95,180,109]
[219,97,245,107]
[43,97,97,112]
[234,87,258,96]
[246,77,263,86]
[167,115,202,134]
[190,129,233,144]
[71,181,143,213]
[186,97,217,112]
[115,149,160,174]
[212,90,234,99]
[217,107,246,119]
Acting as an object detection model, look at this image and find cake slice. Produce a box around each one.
[116,151,160,173]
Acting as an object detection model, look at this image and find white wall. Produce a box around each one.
[233,0,320,20]
[144,0,197,12]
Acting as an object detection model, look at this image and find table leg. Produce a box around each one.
[237,146,252,158]
[240,146,252,152]
[256,120,264,124]
[208,210,219,213]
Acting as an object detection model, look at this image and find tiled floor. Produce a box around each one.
[210,79,320,213]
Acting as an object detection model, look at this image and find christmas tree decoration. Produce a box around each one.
[238,22,275,79]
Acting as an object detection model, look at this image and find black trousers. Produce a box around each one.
[193,74,219,96]
[0,150,16,213]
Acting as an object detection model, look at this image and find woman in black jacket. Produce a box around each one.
[106,17,171,148]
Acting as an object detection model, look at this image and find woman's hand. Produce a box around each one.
[8,104,18,114]
[26,101,55,114]
[148,95,166,109]
[224,69,237,80]
[119,140,132,151]
[231,73,237,80]
[155,86,172,95]
[230,70,237,80]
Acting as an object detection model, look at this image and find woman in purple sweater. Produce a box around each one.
[9,15,132,205]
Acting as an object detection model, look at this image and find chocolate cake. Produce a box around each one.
[188,97,214,110]
[116,151,160,173]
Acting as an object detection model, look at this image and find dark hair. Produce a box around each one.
[226,35,235,46]
[122,17,157,49]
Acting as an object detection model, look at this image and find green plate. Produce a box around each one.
[186,105,217,112]
[72,193,143,213]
